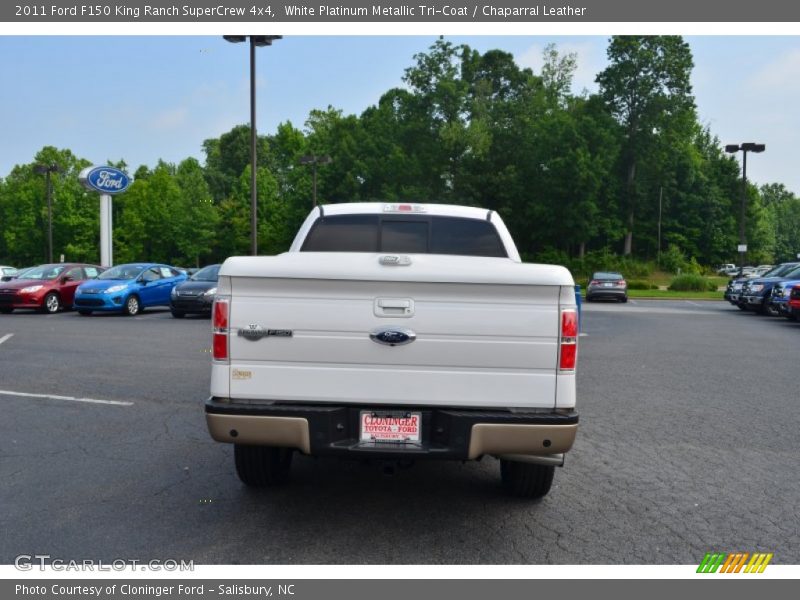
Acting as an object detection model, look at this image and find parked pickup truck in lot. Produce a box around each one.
[205,203,579,498]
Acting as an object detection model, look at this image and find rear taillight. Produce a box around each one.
[559,309,578,372]
[589,280,599,286]
[617,280,627,287]
[213,298,228,330]
[212,297,229,362]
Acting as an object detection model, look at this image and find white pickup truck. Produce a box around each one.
[206,203,579,498]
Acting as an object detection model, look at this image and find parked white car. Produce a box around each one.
[0,266,18,281]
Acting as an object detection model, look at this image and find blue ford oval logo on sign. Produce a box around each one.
[370,327,416,346]
[79,166,132,194]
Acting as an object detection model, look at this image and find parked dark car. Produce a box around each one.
[586,271,628,303]
[169,264,220,318]
[0,263,105,314]
[740,263,800,315]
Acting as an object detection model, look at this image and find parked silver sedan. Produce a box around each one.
[586,271,628,302]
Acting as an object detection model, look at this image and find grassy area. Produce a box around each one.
[578,271,729,290]
[625,289,723,300]
[579,289,723,300]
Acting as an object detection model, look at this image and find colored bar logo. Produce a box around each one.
[697,552,773,573]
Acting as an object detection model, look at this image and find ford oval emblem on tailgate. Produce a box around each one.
[370,327,416,346]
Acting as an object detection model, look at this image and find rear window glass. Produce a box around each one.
[302,215,379,252]
[381,220,429,253]
[430,217,506,257]
[593,272,623,280]
[301,214,507,258]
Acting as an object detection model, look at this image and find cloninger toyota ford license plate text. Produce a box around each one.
[360,411,421,443]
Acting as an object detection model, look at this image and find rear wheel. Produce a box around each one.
[737,303,748,311]
[620,296,628,303]
[0,307,13,314]
[42,292,61,314]
[234,445,293,487]
[500,460,555,499]
[123,295,140,316]
[170,309,185,319]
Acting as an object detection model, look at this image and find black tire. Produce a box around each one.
[234,445,293,487]
[0,307,13,314]
[78,309,92,316]
[170,310,185,319]
[620,296,628,303]
[785,313,798,321]
[123,295,141,316]
[500,460,555,499]
[765,303,780,317]
[737,304,748,311]
[42,292,61,314]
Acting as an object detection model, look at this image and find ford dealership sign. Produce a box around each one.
[79,166,132,194]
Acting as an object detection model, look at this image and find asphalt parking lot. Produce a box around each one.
[1,301,799,564]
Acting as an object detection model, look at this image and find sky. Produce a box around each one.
[0,35,798,193]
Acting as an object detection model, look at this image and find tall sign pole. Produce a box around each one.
[99,193,113,266]
[78,166,132,267]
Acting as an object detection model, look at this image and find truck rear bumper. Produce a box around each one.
[205,398,578,461]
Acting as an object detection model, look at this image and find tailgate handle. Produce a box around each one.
[374,298,414,318]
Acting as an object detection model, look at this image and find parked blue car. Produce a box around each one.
[73,263,187,316]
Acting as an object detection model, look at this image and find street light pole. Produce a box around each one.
[725,142,765,270]
[34,163,61,263]
[223,35,282,256]
[299,154,332,207]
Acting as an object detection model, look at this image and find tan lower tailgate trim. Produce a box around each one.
[206,414,311,454]
[468,423,577,459]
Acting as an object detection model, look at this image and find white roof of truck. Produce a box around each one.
[318,202,493,220]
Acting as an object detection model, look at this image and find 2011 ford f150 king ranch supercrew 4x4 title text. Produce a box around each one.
[205,203,579,499]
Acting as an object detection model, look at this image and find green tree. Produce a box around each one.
[0,147,95,265]
[596,36,696,256]
[175,157,219,266]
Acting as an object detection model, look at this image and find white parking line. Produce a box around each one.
[0,389,133,406]
[0,333,13,346]
[686,301,702,307]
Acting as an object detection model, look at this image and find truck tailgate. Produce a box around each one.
[222,274,563,409]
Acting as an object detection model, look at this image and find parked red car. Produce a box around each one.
[788,285,800,320]
[0,263,105,314]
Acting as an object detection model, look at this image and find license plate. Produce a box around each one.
[360,411,421,443]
